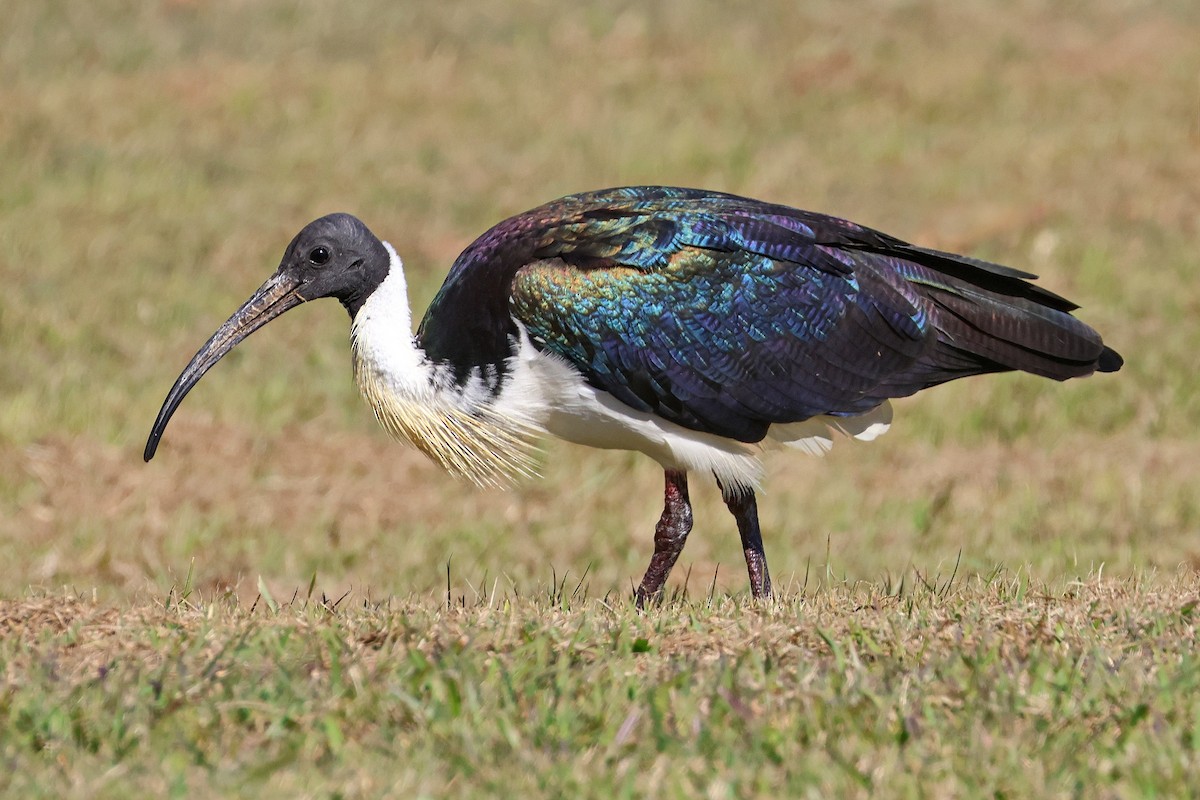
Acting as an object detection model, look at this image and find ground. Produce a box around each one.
[1,1,1198,797]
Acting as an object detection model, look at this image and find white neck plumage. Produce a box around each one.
[348,243,541,487]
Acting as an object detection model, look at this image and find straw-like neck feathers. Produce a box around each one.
[349,244,540,487]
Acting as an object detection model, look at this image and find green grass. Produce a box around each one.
[4,575,1200,799]
[2,0,1199,796]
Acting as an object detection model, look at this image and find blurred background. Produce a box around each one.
[1,0,1196,603]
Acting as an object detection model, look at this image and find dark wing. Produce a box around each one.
[503,188,1119,443]
[510,246,932,442]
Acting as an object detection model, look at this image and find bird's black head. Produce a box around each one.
[281,213,391,317]
[143,213,391,461]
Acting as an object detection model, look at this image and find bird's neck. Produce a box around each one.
[349,242,427,384]
[348,243,540,486]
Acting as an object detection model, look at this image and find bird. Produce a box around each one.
[144,186,1122,605]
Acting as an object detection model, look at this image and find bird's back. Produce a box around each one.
[418,186,1121,443]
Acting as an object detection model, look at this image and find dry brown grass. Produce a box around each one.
[6,571,1197,681]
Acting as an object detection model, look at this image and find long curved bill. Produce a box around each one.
[144,272,306,461]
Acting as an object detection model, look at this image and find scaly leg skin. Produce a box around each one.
[722,484,773,600]
[635,470,692,608]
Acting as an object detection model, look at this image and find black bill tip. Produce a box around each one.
[144,272,304,462]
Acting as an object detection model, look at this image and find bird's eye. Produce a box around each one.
[308,246,332,266]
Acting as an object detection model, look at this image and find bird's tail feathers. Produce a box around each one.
[909,276,1122,387]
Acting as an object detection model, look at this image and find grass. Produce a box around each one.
[4,573,1200,798]
[2,0,1199,796]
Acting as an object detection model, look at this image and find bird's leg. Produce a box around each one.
[635,469,692,608]
[720,482,773,600]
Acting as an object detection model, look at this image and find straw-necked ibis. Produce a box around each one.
[145,186,1122,604]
